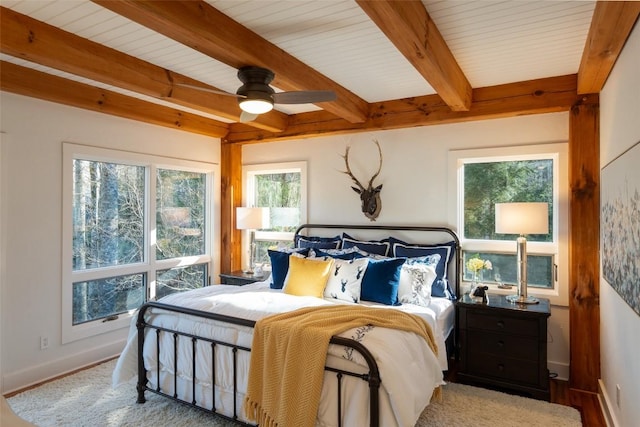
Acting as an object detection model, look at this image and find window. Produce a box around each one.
[243,162,307,267]
[63,144,214,342]
[449,143,568,305]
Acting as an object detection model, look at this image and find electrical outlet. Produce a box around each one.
[40,336,49,350]
[616,384,621,409]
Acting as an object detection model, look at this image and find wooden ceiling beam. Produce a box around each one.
[224,74,578,144]
[0,61,229,138]
[93,0,369,124]
[357,0,472,112]
[0,6,287,132]
[577,1,640,94]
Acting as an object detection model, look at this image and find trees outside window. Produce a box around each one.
[156,170,206,260]
[463,159,554,288]
[63,144,213,342]
[244,162,307,267]
[449,143,568,304]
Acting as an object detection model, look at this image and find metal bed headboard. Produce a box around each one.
[294,223,461,299]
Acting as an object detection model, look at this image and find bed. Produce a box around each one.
[112,224,460,427]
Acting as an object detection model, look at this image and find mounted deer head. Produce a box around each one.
[342,140,383,221]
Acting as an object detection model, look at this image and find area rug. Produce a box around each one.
[6,359,581,427]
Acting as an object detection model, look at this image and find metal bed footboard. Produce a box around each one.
[136,301,381,427]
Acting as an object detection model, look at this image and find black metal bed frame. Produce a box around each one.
[135,302,382,427]
[135,223,460,427]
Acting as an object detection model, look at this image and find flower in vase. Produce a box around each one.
[466,257,492,274]
[465,257,492,295]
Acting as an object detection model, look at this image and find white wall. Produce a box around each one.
[0,92,220,393]
[599,21,640,427]
[0,90,580,393]
[244,112,571,379]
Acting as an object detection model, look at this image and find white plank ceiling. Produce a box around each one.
[1,0,596,120]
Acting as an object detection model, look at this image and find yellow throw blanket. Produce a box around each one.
[243,304,439,427]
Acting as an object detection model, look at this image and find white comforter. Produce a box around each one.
[113,281,445,427]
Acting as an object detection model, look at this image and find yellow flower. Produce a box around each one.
[466,257,492,273]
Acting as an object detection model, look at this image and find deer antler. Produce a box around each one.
[340,140,384,221]
[367,139,383,188]
[341,145,365,191]
[341,140,383,190]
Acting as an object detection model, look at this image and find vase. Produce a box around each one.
[470,270,482,295]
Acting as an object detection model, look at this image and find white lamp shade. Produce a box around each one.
[495,202,549,235]
[236,207,270,230]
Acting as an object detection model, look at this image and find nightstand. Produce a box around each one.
[456,293,551,401]
[219,270,266,286]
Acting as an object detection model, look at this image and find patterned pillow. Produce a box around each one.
[391,238,457,299]
[283,256,334,298]
[312,247,366,260]
[398,263,437,307]
[351,248,389,260]
[341,233,391,256]
[324,258,369,303]
[404,253,441,268]
[295,235,342,249]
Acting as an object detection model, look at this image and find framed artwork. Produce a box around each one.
[601,141,640,316]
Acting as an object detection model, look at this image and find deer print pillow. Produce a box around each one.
[324,258,369,303]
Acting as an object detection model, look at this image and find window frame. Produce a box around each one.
[242,161,308,263]
[62,143,216,343]
[448,142,569,306]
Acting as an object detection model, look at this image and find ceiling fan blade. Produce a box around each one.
[272,90,336,104]
[239,111,259,123]
[176,83,245,98]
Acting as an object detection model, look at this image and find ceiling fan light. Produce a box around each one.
[239,98,273,114]
[238,85,273,114]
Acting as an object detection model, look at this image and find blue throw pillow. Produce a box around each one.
[295,235,342,249]
[360,257,405,305]
[268,248,310,289]
[341,233,390,256]
[391,237,457,300]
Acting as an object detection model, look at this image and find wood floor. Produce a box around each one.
[552,381,607,427]
[445,363,607,427]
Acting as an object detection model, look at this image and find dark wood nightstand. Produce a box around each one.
[456,293,551,401]
[219,270,266,286]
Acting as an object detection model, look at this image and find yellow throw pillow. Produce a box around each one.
[283,255,334,298]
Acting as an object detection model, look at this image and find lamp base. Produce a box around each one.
[506,294,540,305]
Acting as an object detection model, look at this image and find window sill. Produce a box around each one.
[462,281,568,307]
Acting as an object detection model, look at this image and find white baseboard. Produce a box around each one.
[548,360,569,381]
[598,379,619,427]
[1,339,125,395]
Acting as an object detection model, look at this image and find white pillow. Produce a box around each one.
[324,258,369,303]
[398,263,437,307]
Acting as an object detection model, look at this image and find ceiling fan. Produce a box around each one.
[179,66,337,122]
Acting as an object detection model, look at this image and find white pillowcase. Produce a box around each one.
[324,258,369,303]
[398,263,437,307]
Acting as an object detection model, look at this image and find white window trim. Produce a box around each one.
[241,161,307,265]
[243,162,307,210]
[448,142,569,306]
[62,143,216,343]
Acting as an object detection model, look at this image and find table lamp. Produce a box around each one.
[495,202,548,304]
[236,207,270,275]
